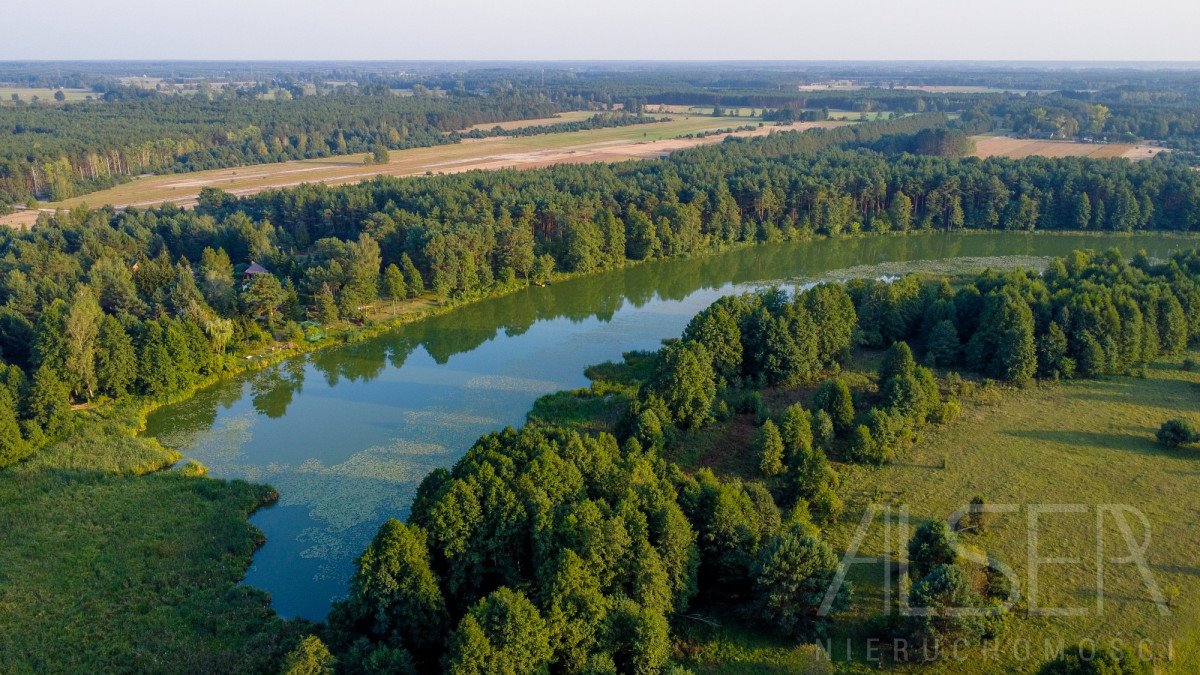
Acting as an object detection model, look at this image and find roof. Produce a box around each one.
[244,261,270,276]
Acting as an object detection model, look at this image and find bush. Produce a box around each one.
[1037,644,1153,674]
[281,636,336,675]
[736,390,764,416]
[1156,418,1198,448]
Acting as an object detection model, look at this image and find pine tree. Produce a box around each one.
[400,254,424,298]
[813,379,855,436]
[925,320,960,367]
[383,264,406,312]
[342,520,447,661]
[96,316,136,398]
[28,365,70,435]
[778,404,813,465]
[0,387,28,466]
[64,287,103,400]
[752,528,848,639]
[315,284,339,325]
[647,341,716,429]
[907,520,959,580]
[758,419,785,476]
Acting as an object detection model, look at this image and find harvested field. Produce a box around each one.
[971,135,1167,161]
[0,209,45,229]
[459,110,598,132]
[45,118,843,211]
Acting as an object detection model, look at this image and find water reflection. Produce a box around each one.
[142,232,1195,620]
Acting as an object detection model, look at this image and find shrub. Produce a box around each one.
[1037,645,1153,674]
[736,390,764,416]
[908,520,958,580]
[1156,418,1198,448]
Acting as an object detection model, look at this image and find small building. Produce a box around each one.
[243,261,270,281]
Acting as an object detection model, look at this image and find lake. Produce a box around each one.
[141,231,1196,621]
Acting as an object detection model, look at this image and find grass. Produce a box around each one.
[459,110,599,131]
[0,87,93,103]
[671,352,1200,673]
[823,111,907,121]
[527,351,655,434]
[547,343,1200,672]
[0,403,300,671]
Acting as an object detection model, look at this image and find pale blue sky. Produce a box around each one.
[3,0,1198,61]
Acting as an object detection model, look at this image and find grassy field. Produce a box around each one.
[540,343,1200,672]
[0,86,93,103]
[824,110,908,121]
[672,353,1200,673]
[653,105,763,117]
[460,110,599,131]
[0,409,299,671]
[26,115,837,213]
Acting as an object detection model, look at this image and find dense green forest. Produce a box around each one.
[313,247,1200,672]
[0,91,569,202]
[2,117,1200,469]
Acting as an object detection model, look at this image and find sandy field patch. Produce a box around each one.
[44,119,843,212]
[971,135,1167,161]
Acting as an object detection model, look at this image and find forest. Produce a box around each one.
[2,117,1200,469]
[0,90,571,203]
[307,246,1200,672]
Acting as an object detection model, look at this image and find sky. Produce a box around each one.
[3,0,1198,62]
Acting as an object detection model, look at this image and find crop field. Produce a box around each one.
[23,116,842,213]
[0,86,93,103]
[971,135,1166,161]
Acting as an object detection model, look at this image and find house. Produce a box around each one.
[243,261,270,281]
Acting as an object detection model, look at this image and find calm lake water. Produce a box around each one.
[141,232,1196,621]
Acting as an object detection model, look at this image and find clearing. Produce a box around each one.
[17,116,840,216]
[0,86,94,103]
[459,110,600,132]
[971,135,1166,161]
[673,352,1200,673]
